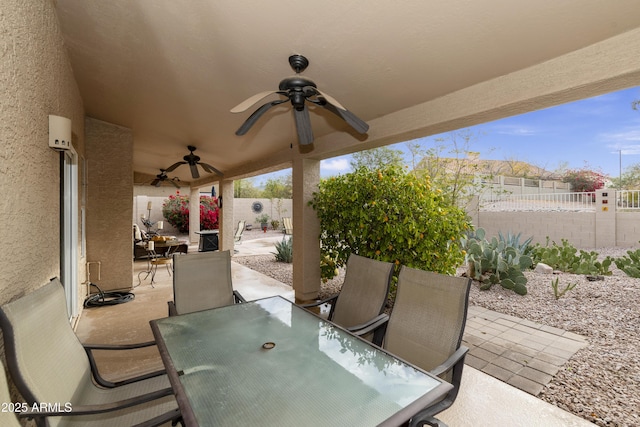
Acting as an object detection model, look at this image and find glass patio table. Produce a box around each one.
[150,296,452,426]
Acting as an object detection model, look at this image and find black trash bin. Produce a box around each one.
[196,230,219,252]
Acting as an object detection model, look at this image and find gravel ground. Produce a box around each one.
[234,238,640,426]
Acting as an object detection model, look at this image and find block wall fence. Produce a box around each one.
[468,189,640,249]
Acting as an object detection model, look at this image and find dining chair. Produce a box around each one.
[360,267,472,427]
[0,278,181,427]
[301,253,394,335]
[168,250,246,316]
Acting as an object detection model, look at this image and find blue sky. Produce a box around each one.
[256,86,640,185]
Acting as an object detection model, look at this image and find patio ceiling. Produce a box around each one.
[55,0,640,184]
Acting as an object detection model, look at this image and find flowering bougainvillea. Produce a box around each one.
[162,191,219,232]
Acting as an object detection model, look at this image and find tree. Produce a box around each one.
[350,146,404,170]
[561,164,608,192]
[234,178,262,198]
[309,165,471,282]
[262,174,292,199]
[414,129,492,207]
[610,163,640,189]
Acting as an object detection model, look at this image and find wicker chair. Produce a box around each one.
[0,278,180,427]
[301,253,394,336]
[168,250,246,316]
[360,267,472,427]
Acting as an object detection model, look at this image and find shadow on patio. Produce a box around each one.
[75,241,592,426]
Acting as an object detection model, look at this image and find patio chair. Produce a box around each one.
[0,278,181,427]
[282,216,293,235]
[234,219,246,245]
[168,250,246,316]
[300,253,393,335]
[360,267,471,427]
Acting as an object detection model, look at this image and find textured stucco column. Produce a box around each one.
[188,186,201,244]
[292,158,321,302]
[85,118,133,292]
[219,180,235,252]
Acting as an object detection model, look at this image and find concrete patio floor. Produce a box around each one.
[75,236,593,426]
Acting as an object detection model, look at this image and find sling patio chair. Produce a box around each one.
[282,216,293,235]
[0,278,181,427]
[358,267,472,427]
[234,219,246,244]
[300,253,394,337]
[168,250,246,316]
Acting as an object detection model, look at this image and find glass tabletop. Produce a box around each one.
[152,296,451,426]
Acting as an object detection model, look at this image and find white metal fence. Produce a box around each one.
[616,190,640,210]
[480,192,596,212]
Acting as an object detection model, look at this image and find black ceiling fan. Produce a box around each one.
[165,145,223,179]
[231,54,369,146]
[150,169,180,188]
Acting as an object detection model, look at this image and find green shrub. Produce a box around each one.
[309,165,471,282]
[613,246,640,278]
[461,228,533,295]
[531,238,612,276]
[273,236,293,263]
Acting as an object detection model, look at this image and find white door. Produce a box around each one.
[61,150,79,320]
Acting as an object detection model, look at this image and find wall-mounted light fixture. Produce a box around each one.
[48,115,72,150]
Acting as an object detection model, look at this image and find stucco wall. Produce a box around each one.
[0,0,84,304]
[85,118,133,292]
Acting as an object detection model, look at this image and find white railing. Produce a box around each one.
[616,190,640,210]
[481,192,596,212]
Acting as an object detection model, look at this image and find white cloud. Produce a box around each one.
[321,157,351,173]
[491,124,537,136]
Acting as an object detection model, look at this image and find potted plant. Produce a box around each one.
[256,213,270,232]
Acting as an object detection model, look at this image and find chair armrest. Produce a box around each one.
[168,300,178,316]
[18,387,174,419]
[298,293,338,309]
[84,342,166,388]
[233,290,247,303]
[350,313,389,347]
[430,345,469,378]
[347,313,389,334]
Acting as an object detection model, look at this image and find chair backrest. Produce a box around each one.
[234,220,246,241]
[0,279,92,419]
[0,360,22,427]
[383,267,471,383]
[282,217,293,235]
[172,250,235,314]
[330,254,394,329]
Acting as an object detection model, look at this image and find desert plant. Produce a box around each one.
[613,247,640,278]
[256,213,270,224]
[462,229,532,295]
[273,236,293,263]
[551,277,577,300]
[310,165,471,282]
[531,238,612,276]
[270,219,280,230]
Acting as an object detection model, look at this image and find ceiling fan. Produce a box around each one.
[231,54,369,146]
[165,145,223,179]
[150,169,180,188]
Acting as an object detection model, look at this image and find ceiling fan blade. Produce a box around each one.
[151,178,161,186]
[189,163,200,179]
[314,89,347,111]
[165,161,186,172]
[200,162,224,177]
[170,179,180,189]
[320,101,369,134]
[230,91,282,113]
[293,107,314,145]
[236,99,288,136]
